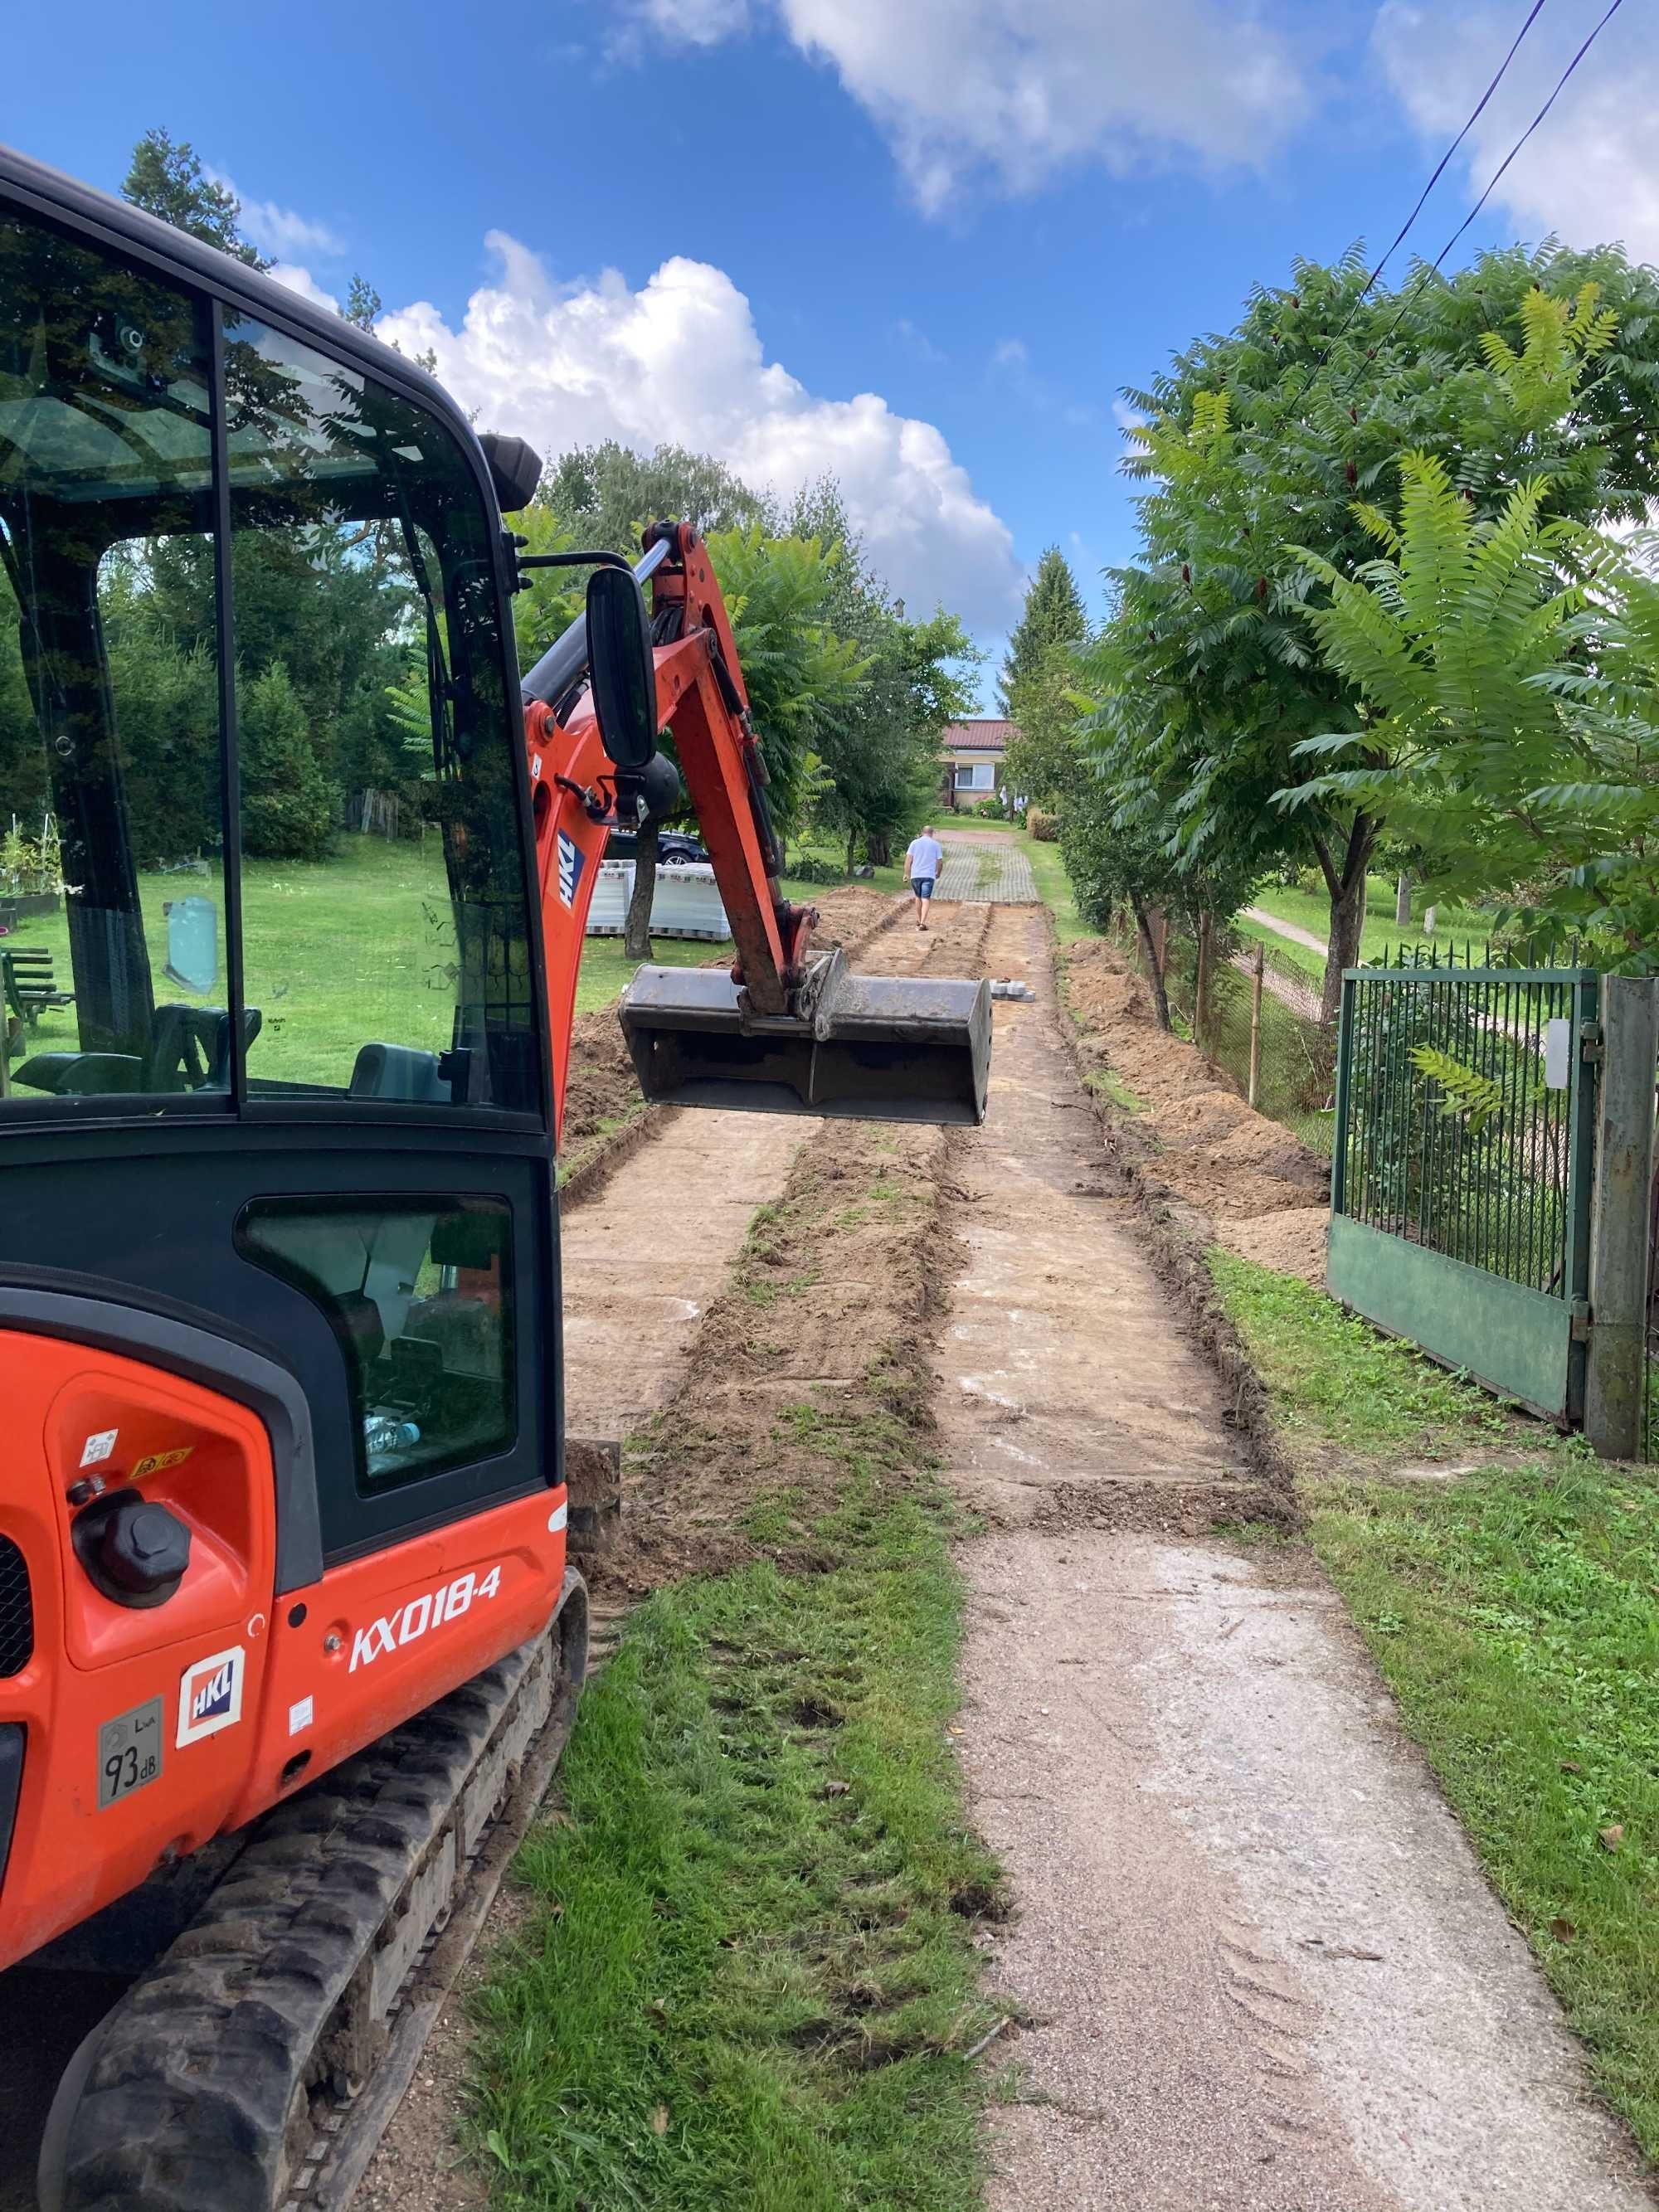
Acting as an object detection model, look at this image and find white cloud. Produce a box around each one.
[270,263,340,312]
[893,317,946,365]
[632,0,749,40]
[990,337,1029,372]
[635,0,1310,213]
[377,236,1020,628]
[1112,398,1147,434]
[207,168,346,264]
[1374,2,1659,265]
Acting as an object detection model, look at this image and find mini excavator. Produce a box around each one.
[0,143,989,2210]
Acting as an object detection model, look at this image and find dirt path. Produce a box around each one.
[941,906,1267,1531]
[1243,902,1329,957]
[947,917,1652,2211]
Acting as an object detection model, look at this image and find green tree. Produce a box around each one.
[999,547,1087,714]
[1100,244,1659,1016]
[1004,641,1087,811]
[122,129,266,267]
[239,661,338,858]
[1289,452,1659,963]
[343,277,382,333]
[546,442,766,554]
[781,478,978,865]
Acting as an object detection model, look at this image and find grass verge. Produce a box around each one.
[1208,1247,1515,1467]
[469,1126,1000,2210]
[1019,831,1087,942]
[1211,1246,1659,2162]
[473,1474,997,2211]
[1311,1461,1659,2161]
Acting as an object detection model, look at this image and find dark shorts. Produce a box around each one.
[912,876,936,899]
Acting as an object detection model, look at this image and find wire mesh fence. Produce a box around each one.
[1115,916,1338,1157]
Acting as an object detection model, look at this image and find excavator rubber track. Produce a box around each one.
[39,1574,589,2212]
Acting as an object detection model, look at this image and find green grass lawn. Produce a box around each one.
[781,839,908,898]
[474,1490,996,2211]
[1209,1247,1515,1466]
[3,838,741,1088]
[1313,1462,1659,2162]
[1015,829,1087,941]
[1248,877,1496,971]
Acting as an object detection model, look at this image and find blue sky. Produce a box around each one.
[6,1,1655,698]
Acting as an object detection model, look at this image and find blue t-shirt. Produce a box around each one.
[907,835,944,882]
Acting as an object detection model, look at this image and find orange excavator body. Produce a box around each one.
[0,144,986,2185]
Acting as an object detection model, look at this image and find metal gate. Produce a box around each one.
[1328,959,1600,1422]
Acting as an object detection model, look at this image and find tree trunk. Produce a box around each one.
[1194,911,1214,1052]
[623,821,660,960]
[1314,814,1376,1025]
[845,828,857,875]
[1423,903,1438,936]
[1130,893,1171,1031]
[1394,871,1412,927]
[868,831,892,868]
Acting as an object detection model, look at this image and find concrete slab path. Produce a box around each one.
[941,908,1652,2212]
[937,830,1039,904]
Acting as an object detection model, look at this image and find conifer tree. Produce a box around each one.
[999,548,1087,713]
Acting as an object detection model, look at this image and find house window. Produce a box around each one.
[954,761,995,792]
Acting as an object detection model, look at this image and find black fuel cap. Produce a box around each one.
[73,1490,192,1608]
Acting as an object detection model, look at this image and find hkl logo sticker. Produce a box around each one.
[557,829,585,911]
[176,1646,246,1748]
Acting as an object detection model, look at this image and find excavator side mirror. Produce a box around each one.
[586,566,659,771]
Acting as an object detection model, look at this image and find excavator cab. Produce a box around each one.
[0,151,577,2011]
[0,138,989,2212]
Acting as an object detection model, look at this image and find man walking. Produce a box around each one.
[904,824,945,931]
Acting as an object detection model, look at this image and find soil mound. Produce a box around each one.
[1063,941,1329,1281]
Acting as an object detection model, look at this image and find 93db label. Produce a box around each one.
[98,1698,164,1809]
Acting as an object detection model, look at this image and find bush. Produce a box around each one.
[971,795,1005,819]
[784,851,847,884]
[1027,807,1058,843]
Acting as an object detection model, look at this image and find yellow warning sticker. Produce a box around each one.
[132,1446,193,1480]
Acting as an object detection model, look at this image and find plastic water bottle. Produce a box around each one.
[363,1416,421,1458]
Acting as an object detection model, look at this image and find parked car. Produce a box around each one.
[606,829,708,866]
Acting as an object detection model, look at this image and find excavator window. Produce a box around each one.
[236,1193,516,1490]
[0,206,540,1120]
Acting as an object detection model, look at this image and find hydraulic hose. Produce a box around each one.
[519,534,674,709]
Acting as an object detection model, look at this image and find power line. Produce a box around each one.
[1303,0,1554,382]
[1372,0,1629,352]
[1428,0,1626,275]
[1361,0,1551,295]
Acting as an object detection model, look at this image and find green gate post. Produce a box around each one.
[1585,975,1659,1459]
[1330,972,1355,1220]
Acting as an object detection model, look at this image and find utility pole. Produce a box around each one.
[1585,975,1659,1460]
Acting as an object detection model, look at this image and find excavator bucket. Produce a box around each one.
[619,948,992,1125]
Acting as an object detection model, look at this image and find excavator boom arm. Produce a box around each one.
[523,523,990,1140]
